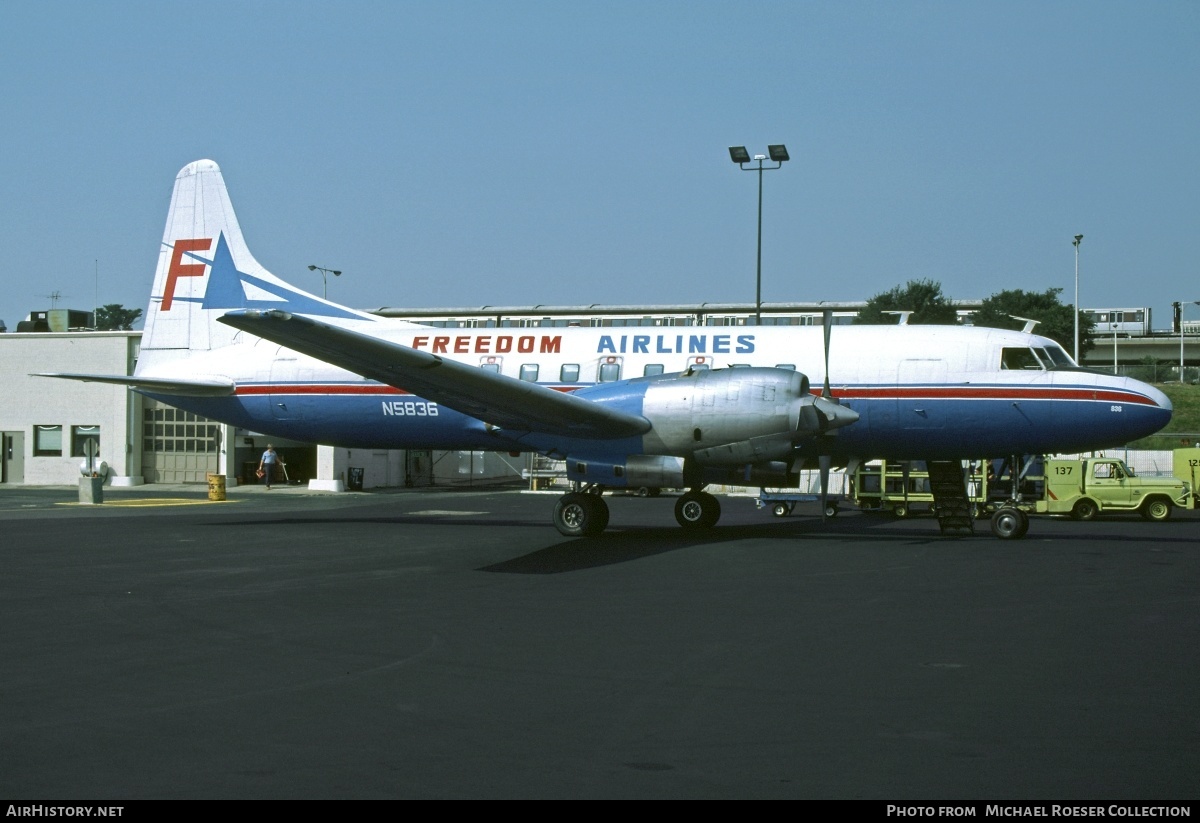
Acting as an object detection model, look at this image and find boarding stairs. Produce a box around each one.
[927,460,975,535]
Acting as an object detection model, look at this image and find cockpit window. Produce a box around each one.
[1042,344,1076,369]
[1001,347,1043,370]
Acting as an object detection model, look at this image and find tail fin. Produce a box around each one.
[139,160,374,368]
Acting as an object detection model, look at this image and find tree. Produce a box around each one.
[854,279,958,325]
[94,304,142,331]
[971,288,1095,360]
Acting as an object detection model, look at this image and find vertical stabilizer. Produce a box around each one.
[139,160,371,369]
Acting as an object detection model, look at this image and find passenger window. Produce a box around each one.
[599,363,622,382]
[480,363,500,374]
[644,364,664,376]
[560,363,580,383]
[519,364,539,382]
[775,364,796,371]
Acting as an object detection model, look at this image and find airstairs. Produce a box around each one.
[927,460,975,535]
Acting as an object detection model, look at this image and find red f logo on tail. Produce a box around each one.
[162,238,213,311]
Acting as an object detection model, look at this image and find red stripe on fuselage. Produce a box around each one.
[833,386,1159,406]
[233,383,1161,407]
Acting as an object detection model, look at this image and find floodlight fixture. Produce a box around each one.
[728,142,791,324]
[309,264,342,300]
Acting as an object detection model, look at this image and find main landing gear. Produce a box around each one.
[674,490,721,530]
[552,490,610,537]
[551,486,722,537]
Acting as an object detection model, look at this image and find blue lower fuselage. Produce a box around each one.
[149,374,1171,463]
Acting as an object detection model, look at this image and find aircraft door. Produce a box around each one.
[269,358,311,420]
[897,359,947,429]
[2,432,24,483]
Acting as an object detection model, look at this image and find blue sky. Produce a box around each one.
[2,1,1197,333]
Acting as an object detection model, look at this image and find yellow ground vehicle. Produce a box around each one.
[851,460,994,517]
[1037,456,1191,521]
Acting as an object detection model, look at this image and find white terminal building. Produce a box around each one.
[0,301,1187,488]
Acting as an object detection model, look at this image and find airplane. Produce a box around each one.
[41,159,1174,539]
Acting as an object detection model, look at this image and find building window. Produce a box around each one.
[71,425,101,457]
[34,425,63,456]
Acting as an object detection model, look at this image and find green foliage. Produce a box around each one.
[971,287,1095,359]
[854,279,957,325]
[94,304,143,331]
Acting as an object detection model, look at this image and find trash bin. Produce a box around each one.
[207,473,227,501]
[347,467,364,491]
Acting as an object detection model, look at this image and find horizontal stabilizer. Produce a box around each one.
[33,372,236,397]
[218,309,651,439]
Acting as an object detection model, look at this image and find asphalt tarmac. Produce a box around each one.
[1,482,1197,800]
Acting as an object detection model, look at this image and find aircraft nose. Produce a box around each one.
[1121,376,1173,435]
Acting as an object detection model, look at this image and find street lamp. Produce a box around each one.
[308,264,341,300]
[1178,301,1200,383]
[729,144,789,325]
[1073,234,1083,363]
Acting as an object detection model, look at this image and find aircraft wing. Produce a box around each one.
[33,372,236,397]
[218,309,651,439]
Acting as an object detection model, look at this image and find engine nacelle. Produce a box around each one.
[637,367,855,467]
[565,454,686,488]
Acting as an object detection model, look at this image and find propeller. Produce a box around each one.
[818,310,847,519]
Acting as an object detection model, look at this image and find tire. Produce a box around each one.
[553,492,608,537]
[1141,498,1172,522]
[990,507,1028,540]
[772,503,789,518]
[635,486,650,498]
[824,502,839,518]
[893,503,909,518]
[675,491,721,530]
[1071,499,1099,521]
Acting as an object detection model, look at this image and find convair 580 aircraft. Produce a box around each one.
[45,160,1172,539]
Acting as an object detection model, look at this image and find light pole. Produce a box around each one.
[1179,301,1200,383]
[308,264,341,300]
[729,144,789,325]
[1073,234,1083,363]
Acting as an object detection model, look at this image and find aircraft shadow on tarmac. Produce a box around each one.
[206,508,1196,575]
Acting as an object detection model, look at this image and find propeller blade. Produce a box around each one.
[820,454,831,520]
[822,310,833,399]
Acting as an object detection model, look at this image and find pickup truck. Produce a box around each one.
[1038,457,1190,521]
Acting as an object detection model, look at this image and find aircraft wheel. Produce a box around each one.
[675,491,721,530]
[1141,497,1172,522]
[990,507,1029,540]
[1071,499,1099,521]
[772,503,790,518]
[554,492,608,537]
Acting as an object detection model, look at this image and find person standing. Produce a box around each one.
[259,444,279,489]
